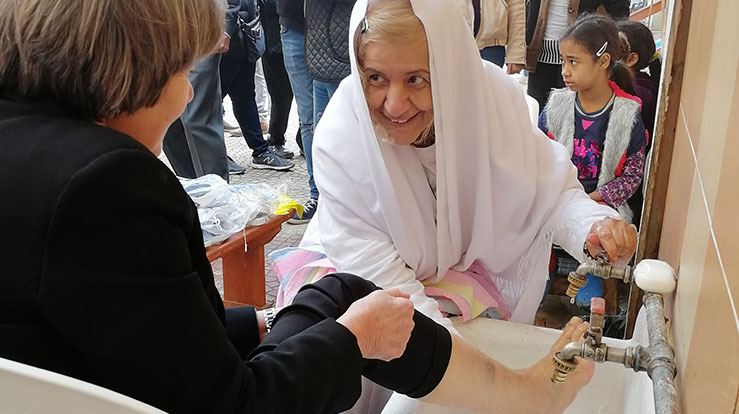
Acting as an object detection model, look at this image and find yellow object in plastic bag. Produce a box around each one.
[274,195,304,217]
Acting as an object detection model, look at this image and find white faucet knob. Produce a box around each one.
[633,259,677,294]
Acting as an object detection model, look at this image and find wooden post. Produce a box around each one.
[206,213,291,309]
[625,0,692,339]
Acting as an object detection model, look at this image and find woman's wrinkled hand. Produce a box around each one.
[337,289,415,361]
[585,217,637,265]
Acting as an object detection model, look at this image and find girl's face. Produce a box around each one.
[559,38,610,93]
[361,38,434,146]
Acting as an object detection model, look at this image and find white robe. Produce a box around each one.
[299,0,618,328]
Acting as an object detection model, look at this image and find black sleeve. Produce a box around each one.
[40,149,364,414]
[225,0,242,38]
[225,305,261,359]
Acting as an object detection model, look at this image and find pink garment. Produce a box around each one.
[272,248,509,321]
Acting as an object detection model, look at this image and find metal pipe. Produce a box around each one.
[575,262,596,277]
[574,260,632,282]
[605,346,626,364]
[643,293,679,414]
[560,341,584,361]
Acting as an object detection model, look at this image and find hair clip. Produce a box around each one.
[360,16,369,33]
[649,50,660,63]
[596,41,608,57]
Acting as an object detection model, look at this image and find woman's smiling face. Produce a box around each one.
[361,38,434,146]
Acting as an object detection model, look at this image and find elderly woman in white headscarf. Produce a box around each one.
[276,0,635,329]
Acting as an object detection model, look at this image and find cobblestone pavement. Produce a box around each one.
[161,97,308,308]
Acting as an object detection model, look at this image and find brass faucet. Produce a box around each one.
[551,297,637,384]
[552,259,679,414]
[565,251,632,300]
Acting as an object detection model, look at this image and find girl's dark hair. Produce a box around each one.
[561,14,636,95]
[617,20,661,85]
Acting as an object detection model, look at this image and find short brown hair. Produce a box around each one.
[0,0,224,120]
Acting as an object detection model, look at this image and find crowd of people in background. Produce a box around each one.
[163,0,660,232]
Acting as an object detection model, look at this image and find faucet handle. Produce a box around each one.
[590,297,605,316]
[588,297,605,345]
[633,259,677,294]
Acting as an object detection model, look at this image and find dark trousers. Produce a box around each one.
[255,273,452,399]
[527,62,565,114]
[163,54,229,181]
[220,57,269,157]
[480,45,505,68]
[261,52,293,147]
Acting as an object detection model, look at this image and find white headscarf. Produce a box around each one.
[302,0,615,322]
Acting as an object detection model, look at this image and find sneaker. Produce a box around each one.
[227,156,245,175]
[270,145,294,159]
[251,150,294,171]
[288,198,318,224]
[223,118,243,137]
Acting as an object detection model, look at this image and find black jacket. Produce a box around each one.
[224,0,262,60]
[304,0,356,82]
[261,0,284,54]
[276,0,305,32]
[0,97,365,414]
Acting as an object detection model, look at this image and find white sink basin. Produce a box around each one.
[382,313,655,414]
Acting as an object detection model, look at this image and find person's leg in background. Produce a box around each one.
[313,80,340,128]
[479,45,506,68]
[163,53,229,181]
[220,56,294,171]
[280,25,319,221]
[255,58,271,133]
[526,62,565,114]
[262,50,295,160]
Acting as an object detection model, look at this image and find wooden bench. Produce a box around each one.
[205,213,291,309]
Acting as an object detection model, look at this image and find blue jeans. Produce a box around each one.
[313,80,340,130]
[280,26,318,200]
[480,45,505,68]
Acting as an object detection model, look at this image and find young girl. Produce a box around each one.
[539,14,648,224]
[618,19,661,138]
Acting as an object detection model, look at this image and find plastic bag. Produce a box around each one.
[179,175,298,247]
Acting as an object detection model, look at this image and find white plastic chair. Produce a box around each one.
[0,357,166,414]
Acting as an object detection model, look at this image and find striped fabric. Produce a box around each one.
[270,248,337,307]
[270,248,510,322]
[538,39,562,65]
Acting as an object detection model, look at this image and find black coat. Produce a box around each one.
[261,0,284,55]
[304,0,356,82]
[0,98,365,413]
[224,0,263,61]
